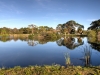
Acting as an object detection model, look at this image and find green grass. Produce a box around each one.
[0,65,100,75]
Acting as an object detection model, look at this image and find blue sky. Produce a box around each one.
[0,0,100,30]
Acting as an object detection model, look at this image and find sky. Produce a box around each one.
[0,0,100,30]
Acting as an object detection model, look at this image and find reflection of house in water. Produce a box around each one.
[56,37,84,50]
[27,40,39,46]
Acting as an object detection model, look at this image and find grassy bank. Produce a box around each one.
[0,65,100,75]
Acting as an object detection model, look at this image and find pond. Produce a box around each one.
[0,36,100,68]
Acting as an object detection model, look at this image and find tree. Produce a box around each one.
[56,24,63,34]
[38,26,44,34]
[19,28,24,34]
[23,27,29,34]
[13,28,19,34]
[56,20,84,34]
[88,19,100,30]
[77,27,84,34]
[28,24,37,34]
[1,28,7,34]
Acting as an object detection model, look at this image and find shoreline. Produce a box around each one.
[0,65,100,75]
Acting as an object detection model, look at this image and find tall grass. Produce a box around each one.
[65,52,71,66]
[83,45,92,66]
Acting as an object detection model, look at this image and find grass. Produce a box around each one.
[0,65,100,75]
[83,45,92,67]
[65,52,71,66]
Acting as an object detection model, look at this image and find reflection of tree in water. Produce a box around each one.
[77,37,83,43]
[13,37,19,41]
[38,39,48,44]
[18,37,28,41]
[56,37,84,49]
[37,37,60,44]
[0,36,12,42]
[56,38,63,46]
[88,42,100,52]
[27,39,39,46]
[88,31,100,51]
[62,37,75,49]
[0,35,29,42]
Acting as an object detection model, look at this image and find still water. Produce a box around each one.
[0,36,100,68]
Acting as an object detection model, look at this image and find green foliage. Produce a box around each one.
[56,20,84,35]
[87,30,96,43]
[77,27,83,34]
[75,72,81,75]
[82,30,88,35]
[28,34,34,40]
[0,65,99,75]
[88,19,100,30]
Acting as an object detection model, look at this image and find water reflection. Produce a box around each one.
[64,45,92,67]
[27,39,39,46]
[56,36,84,50]
[0,36,100,67]
[88,35,100,51]
[0,36,12,42]
[88,42,100,51]
[82,45,92,66]
[0,36,27,42]
[1,36,100,51]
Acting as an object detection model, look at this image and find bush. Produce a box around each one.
[87,30,96,37]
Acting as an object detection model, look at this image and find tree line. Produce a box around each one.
[0,19,100,35]
[0,25,54,35]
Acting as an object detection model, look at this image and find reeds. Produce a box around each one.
[65,52,71,66]
[83,45,92,66]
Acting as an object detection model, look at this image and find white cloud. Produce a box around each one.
[87,19,97,22]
